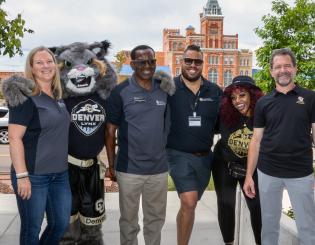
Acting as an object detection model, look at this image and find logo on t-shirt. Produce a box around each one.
[296,96,305,105]
[71,99,105,136]
[228,127,253,158]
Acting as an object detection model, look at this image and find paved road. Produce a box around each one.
[0,145,10,173]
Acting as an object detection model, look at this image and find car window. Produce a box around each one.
[0,109,8,118]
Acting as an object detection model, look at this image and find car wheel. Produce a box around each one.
[0,128,9,144]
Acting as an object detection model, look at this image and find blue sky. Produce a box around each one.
[0,0,295,70]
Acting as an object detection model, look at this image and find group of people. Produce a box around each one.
[2,42,314,245]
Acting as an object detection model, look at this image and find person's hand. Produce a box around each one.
[17,177,31,200]
[105,166,116,182]
[243,175,256,199]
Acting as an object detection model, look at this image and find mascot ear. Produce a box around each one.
[101,40,111,54]
[49,47,57,54]
[89,40,111,60]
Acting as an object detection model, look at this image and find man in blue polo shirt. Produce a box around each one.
[167,44,222,245]
[244,48,315,245]
[105,45,171,245]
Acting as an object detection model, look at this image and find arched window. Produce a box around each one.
[245,70,249,76]
[172,42,177,50]
[208,69,218,84]
[240,70,244,75]
[224,70,232,87]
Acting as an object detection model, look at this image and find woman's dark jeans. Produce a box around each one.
[11,170,72,245]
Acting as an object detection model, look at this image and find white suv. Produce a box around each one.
[0,106,9,144]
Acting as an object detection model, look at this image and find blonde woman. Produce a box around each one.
[2,46,71,245]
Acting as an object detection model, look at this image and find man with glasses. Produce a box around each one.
[105,45,173,245]
[166,44,222,245]
[244,48,315,245]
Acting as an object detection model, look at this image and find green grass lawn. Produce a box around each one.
[168,175,215,191]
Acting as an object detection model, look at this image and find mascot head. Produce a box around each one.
[50,40,117,99]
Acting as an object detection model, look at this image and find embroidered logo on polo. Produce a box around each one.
[156,100,166,106]
[296,96,305,105]
[228,127,253,158]
[57,101,66,108]
[71,99,105,136]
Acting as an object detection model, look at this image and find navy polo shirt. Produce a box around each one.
[254,85,315,178]
[9,93,70,174]
[106,75,168,175]
[167,76,222,153]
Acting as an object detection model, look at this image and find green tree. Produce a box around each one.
[254,0,315,92]
[114,51,127,73]
[0,0,33,57]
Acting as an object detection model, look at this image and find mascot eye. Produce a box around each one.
[65,61,72,68]
[87,58,93,65]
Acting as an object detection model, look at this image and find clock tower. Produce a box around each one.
[200,0,224,49]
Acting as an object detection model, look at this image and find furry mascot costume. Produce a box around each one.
[51,41,117,245]
[2,40,175,245]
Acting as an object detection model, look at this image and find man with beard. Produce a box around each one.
[244,48,315,245]
[166,44,222,245]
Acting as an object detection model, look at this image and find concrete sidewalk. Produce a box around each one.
[0,191,223,245]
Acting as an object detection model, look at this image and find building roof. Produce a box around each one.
[119,64,171,76]
[202,0,222,17]
[186,25,195,30]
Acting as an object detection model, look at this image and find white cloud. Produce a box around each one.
[0,0,295,70]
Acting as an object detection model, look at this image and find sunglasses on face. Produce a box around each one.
[132,59,157,67]
[183,58,203,66]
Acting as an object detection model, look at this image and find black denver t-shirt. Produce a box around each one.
[64,93,106,159]
[216,117,253,164]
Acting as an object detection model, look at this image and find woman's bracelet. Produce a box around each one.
[16,172,29,179]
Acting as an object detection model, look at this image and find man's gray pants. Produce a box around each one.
[258,170,315,245]
[116,171,168,245]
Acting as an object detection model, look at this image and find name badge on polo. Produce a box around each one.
[188,112,201,127]
[199,97,214,102]
[133,97,146,103]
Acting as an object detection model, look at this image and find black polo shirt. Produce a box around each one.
[254,85,315,178]
[167,76,222,153]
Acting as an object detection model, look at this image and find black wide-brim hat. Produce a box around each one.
[225,75,261,91]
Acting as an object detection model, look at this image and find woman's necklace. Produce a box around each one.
[242,116,251,128]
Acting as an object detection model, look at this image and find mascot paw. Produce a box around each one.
[153,70,175,96]
[2,75,34,107]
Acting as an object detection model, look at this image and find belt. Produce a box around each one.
[68,155,95,168]
[191,151,209,157]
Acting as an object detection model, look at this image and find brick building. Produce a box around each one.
[163,0,252,87]
[119,0,252,88]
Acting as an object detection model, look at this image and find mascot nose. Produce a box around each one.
[75,65,86,71]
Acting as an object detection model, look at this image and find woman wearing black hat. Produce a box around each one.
[212,75,263,245]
